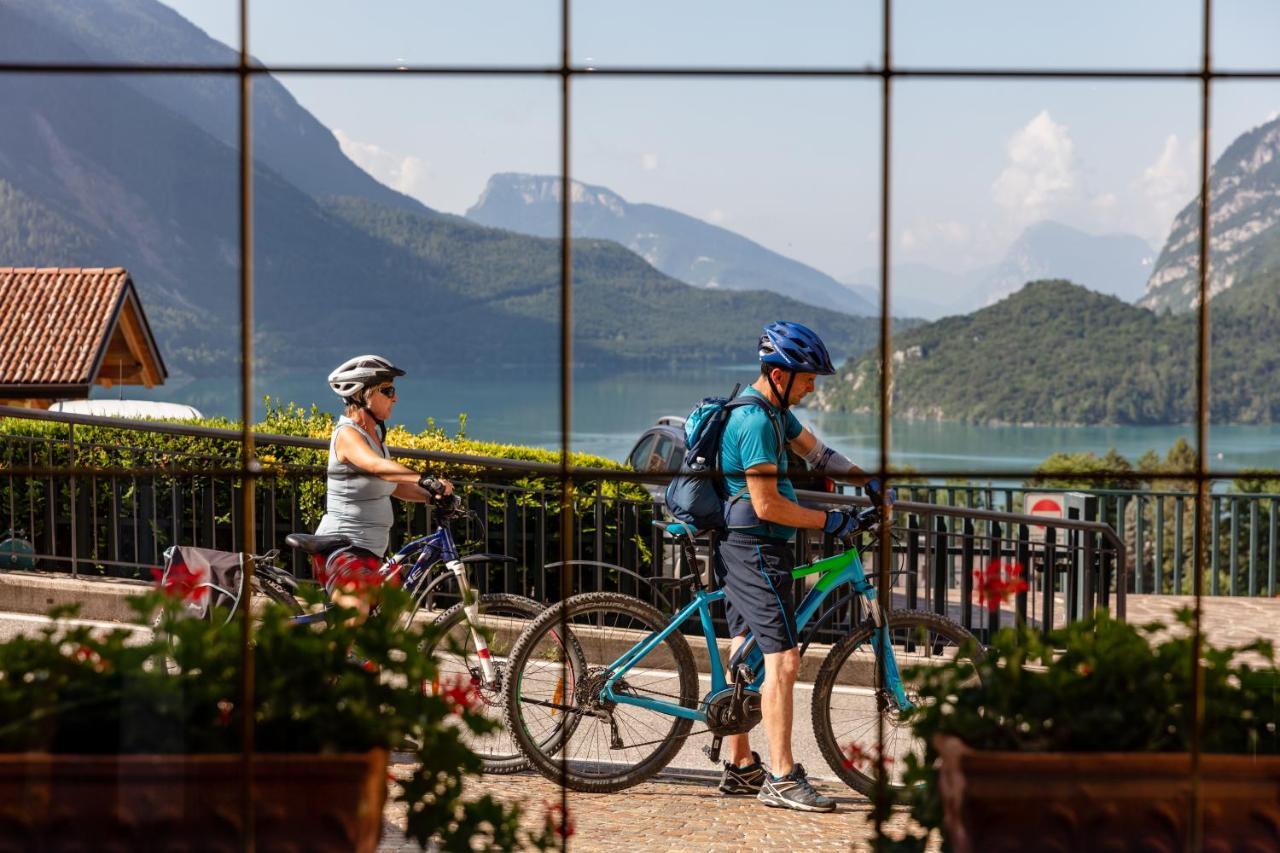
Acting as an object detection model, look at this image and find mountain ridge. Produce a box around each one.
[816,276,1280,426]
[1141,112,1280,312]
[846,221,1154,320]
[0,0,887,379]
[466,172,877,317]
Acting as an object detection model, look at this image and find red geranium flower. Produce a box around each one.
[440,674,481,714]
[151,562,207,604]
[841,742,894,772]
[974,559,1029,613]
[543,801,575,839]
[437,671,481,712]
[71,644,110,672]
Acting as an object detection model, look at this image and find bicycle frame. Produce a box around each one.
[383,525,503,683]
[291,522,508,685]
[600,546,911,723]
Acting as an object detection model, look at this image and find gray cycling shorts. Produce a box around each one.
[713,532,798,655]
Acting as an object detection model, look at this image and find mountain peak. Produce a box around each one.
[1140,111,1280,313]
[466,172,877,316]
[469,173,626,218]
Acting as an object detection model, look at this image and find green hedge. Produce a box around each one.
[0,402,653,579]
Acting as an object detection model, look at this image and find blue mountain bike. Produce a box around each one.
[502,500,983,796]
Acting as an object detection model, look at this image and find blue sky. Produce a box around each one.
[164,1,1279,280]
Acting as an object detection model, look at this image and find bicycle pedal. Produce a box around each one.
[703,736,723,764]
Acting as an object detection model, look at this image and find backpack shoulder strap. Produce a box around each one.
[725,395,787,466]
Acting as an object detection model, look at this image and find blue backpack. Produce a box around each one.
[663,384,785,532]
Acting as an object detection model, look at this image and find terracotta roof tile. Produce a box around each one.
[0,267,131,385]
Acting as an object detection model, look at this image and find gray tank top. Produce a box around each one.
[313,416,397,555]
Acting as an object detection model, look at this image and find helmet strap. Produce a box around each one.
[764,369,797,411]
[346,389,388,442]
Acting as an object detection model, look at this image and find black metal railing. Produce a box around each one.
[3,407,1127,647]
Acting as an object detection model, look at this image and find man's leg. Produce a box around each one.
[756,640,835,811]
[724,633,754,766]
[761,646,800,777]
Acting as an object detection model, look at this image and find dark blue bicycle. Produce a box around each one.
[502,500,983,797]
[267,496,542,773]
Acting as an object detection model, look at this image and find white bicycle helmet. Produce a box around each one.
[327,354,406,402]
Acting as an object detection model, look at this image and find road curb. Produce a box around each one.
[0,571,149,623]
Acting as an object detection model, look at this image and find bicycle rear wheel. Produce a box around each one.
[504,592,699,793]
[423,593,542,773]
[811,609,984,798]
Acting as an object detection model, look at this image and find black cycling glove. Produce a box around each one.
[417,474,447,499]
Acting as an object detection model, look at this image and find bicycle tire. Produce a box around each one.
[504,592,699,793]
[810,609,984,798]
[423,593,543,774]
[253,574,304,617]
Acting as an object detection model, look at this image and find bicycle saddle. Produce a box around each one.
[653,521,704,539]
[284,532,352,555]
[650,574,701,590]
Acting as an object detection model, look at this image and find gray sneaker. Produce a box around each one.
[757,764,836,812]
[719,751,767,795]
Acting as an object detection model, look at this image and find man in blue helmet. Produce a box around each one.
[716,321,886,812]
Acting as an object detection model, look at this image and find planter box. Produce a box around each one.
[0,749,388,852]
[936,735,1280,853]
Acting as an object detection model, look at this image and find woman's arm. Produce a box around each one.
[392,482,429,502]
[334,428,450,501]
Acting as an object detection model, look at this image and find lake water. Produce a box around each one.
[104,368,1280,476]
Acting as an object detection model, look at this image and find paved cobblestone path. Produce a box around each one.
[373,593,1276,851]
[378,766,931,851]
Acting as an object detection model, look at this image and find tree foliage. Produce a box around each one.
[822,278,1280,425]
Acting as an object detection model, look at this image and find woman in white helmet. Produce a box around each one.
[314,354,451,611]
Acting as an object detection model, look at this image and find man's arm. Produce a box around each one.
[789,428,875,487]
[744,462,829,529]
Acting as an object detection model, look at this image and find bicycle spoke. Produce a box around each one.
[507,594,699,790]
[814,612,983,794]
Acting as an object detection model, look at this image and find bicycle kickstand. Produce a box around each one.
[703,736,723,764]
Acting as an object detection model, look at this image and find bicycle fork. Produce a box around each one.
[447,559,499,686]
[857,579,913,712]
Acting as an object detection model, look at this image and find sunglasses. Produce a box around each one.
[375,385,396,400]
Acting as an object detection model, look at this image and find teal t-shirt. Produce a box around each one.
[719,387,804,540]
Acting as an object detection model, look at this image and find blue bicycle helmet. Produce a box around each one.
[759,321,836,375]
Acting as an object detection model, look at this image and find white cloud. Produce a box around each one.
[1135,133,1196,243]
[899,219,970,252]
[1091,192,1118,211]
[707,208,725,224]
[333,128,431,200]
[991,111,1078,222]
[640,153,660,171]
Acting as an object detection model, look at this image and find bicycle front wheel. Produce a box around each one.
[252,573,305,617]
[504,592,699,793]
[423,593,543,774]
[811,609,983,798]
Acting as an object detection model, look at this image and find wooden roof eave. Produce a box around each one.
[86,279,168,388]
[0,383,92,399]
